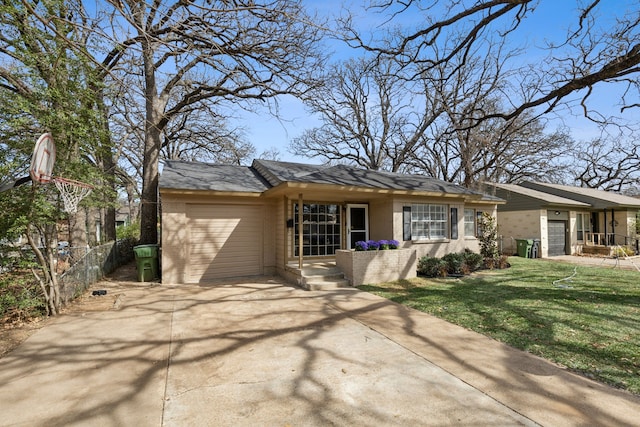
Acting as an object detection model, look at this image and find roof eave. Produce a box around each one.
[160,188,264,198]
[262,181,487,200]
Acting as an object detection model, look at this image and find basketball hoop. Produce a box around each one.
[30,133,56,184]
[2,133,94,214]
[53,177,93,214]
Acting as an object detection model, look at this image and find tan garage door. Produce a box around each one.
[186,204,263,282]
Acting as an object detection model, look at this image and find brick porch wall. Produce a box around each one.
[336,249,418,286]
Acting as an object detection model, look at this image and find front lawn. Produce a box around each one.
[359,256,640,395]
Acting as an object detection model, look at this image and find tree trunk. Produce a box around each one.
[139,126,160,244]
[70,208,88,249]
[139,99,163,244]
[139,34,163,245]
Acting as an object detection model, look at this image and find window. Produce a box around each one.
[294,203,341,256]
[464,208,476,237]
[411,204,447,240]
[576,213,591,241]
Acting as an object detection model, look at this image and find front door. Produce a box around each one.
[347,204,368,249]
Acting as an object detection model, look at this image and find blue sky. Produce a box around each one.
[238,0,640,163]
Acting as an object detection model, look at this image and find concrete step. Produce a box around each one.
[303,279,352,291]
[300,266,343,276]
[302,272,346,282]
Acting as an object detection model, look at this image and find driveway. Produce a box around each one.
[1,273,639,426]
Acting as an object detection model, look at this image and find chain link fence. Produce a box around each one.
[58,239,135,303]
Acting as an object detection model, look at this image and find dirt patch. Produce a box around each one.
[0,261,157,358]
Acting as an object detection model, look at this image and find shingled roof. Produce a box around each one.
[160,158,501,201]
[519,182,640,210]
[487,182,590,208]
[160,160,270,193]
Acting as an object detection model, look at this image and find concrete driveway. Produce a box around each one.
[1,274,639,426]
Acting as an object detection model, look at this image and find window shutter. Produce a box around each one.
[450,208,458,240]
[403,206,412,241]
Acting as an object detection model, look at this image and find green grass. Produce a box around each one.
[359,256,640,395]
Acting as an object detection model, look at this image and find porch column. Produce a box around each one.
[611,208,615,245]
[298,193,304,270]
[603,209,608,247]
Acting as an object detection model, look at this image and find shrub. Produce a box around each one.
[417,256,449,277]
[484,254,511,270]
[462,250,484,272]
[116,221,140,240]
[477,212,499,260]
[613,246,635,257]
[442,252,465,275]
[418,250,494,277]
[0,272,45,322]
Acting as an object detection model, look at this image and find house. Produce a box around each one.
[487,181,640,257]
[159,159,503,285]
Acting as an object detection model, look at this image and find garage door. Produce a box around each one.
[548,220,567,256]
[186,204,263,282]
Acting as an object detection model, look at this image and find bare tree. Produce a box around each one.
[100,0,327,244]
[291,34,570,185]
[290,56,444,171]
[572,136,640,191]
[341,0,640,127]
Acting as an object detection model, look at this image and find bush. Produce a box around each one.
[484,255,511,270]
[462,250,484,271]
[442,252,465,275]
[613,246,635,257]
[116,221,140,240]
[417,256,449,277]
[418,250,501,278]
[0,272,45,322]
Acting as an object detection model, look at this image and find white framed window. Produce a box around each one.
[411,204,447,240]
[576,213,591,241]
[464,208,476,237]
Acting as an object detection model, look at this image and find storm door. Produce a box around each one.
[347,204,369,249]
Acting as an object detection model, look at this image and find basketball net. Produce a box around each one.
[53,177,93,214]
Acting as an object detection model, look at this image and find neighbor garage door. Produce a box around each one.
[547,220,567,256]
[186,204,263,282]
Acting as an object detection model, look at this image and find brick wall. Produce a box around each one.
[336,249,418,286]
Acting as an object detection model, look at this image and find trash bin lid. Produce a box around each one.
[134,244,159,258]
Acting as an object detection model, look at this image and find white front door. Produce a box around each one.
[347,204,369,249]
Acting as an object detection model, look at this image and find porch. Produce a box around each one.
[583,233,640,256]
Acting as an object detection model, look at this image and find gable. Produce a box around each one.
[488,183,589,211]
[519,182,640,210]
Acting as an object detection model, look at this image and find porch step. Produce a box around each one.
[294,262,352,291]
[303,278,351,291]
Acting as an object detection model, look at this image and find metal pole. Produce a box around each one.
[298,193,303,270]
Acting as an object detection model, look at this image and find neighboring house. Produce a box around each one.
[159,159,503,284]
[487,182,640,257]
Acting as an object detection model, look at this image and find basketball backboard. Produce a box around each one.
[29,133,56,184]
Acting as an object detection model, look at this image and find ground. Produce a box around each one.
[0,261,141,358]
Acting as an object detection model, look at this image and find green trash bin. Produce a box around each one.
[133,244,159,282]
[516,239,534,258]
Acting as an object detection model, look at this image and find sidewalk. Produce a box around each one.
[1,274,639,426]
[548,254,640,271]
